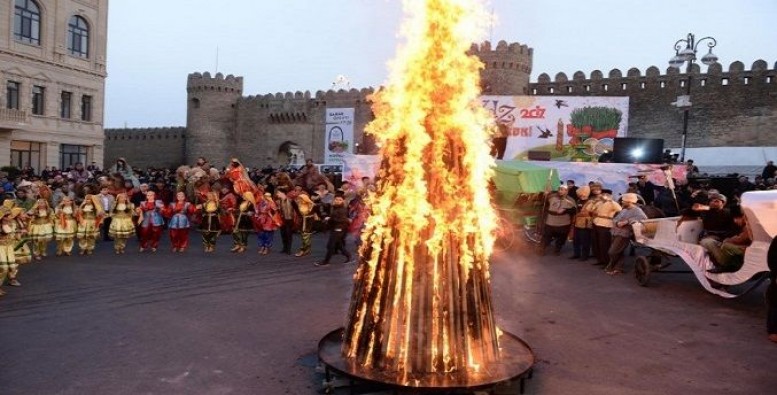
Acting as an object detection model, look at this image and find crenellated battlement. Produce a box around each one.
[531,60,777,94]
[187,71,243,94]
[104,126,186,141]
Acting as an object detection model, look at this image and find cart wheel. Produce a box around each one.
[494,217,515,252]
[635,256,651,286]
[649,255,662,268]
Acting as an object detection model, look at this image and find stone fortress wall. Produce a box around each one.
[104,127,186,169]
[104,40,777,169]
[530,60,777,149]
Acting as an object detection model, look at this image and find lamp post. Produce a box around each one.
[668,33,718,163]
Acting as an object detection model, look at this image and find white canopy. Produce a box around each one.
[671,146,777,177]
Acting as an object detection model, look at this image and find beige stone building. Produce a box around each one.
[0,0,108,172]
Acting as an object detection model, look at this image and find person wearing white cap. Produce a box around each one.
[538,185,577,256]
[605,193,647,275]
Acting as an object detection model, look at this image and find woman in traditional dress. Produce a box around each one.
[54,197,78,256]
[226,158,260,197]
[197,191,221,252]
[254,192,280,255]
[76,194,103,255]
[26,199,54,261]
[108,193,135,254]
[166,191,195,252]
[231,192,255,253]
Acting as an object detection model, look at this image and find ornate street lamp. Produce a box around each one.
[668,33,718,163]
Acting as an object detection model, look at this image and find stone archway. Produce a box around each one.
[277,141,306,166]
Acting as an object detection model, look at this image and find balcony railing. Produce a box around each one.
[0,108,30,125]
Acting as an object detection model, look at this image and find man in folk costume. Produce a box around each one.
[0,207,17,296]
[26,198,54,260]
[275,187,296,255]
[76,194,104,255]
[571,186,595,261]
[136,191,165,252]
[108,193,135,254]
[197,191,221,252]
[54,197,78,256]
[219,183,238,235]
[294,190,316,257]
[591,188,622,267]
[605,193,647,275]
[231,191,256,254]
[538,185,577,256]
[165,191,196,253]
[255,192,280,255]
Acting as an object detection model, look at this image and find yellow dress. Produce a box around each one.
[28,209,54,241]
[54,206,78,240]
[109,203,136,238]
[77,205,101,238]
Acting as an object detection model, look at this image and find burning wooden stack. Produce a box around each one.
[341,0,501,381]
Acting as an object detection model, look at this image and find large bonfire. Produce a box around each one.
[342,0,500,380]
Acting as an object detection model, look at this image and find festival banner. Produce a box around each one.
[324,108,355,165]
[528,161,687,199]
[481,96,629,162]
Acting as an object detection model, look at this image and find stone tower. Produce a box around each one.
[469,40,533,96]
[185,72,243,167]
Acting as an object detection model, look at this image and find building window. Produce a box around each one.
[32,85,45,115]
[621,83,627,90]
[11,140,43,173]
[548,87,554,94]
[13,0,41,45]
[61,91,72,118]
[60,144,88,170]
[68,16,89,58]
[6,81,21,109]
[566,86,573,93]
[81,95,92,121]
[721,78,729,86]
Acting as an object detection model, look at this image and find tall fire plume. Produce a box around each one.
[343,0,500,381]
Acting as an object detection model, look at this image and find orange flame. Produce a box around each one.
[343,0,500,379]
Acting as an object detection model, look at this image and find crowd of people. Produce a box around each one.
[1,156,775,342]
[0,156,373,298]
[532,159,777,343]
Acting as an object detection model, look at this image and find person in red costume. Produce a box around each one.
[226,158,260,197]
[164,191,196,252]
[219,183,237,234]
[136,191,165,252]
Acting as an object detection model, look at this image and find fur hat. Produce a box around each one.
[576,186,591,199]
[622,193,639,204]
[708,192,727,203]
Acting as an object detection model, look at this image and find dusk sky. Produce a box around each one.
[104,0,776,128]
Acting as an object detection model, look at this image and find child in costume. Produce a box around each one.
[197,191,221,252]
[76,194,104,255]
[0,207,17,296]
[27,198,54,261]
[136,191,165,252]
[108,193,135,254]
[294,191,316,257]
[255,192,280,255]
[231,192,255,254]
[54,197,78,256]
[166,191,195,252]
[11,206,32,266]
